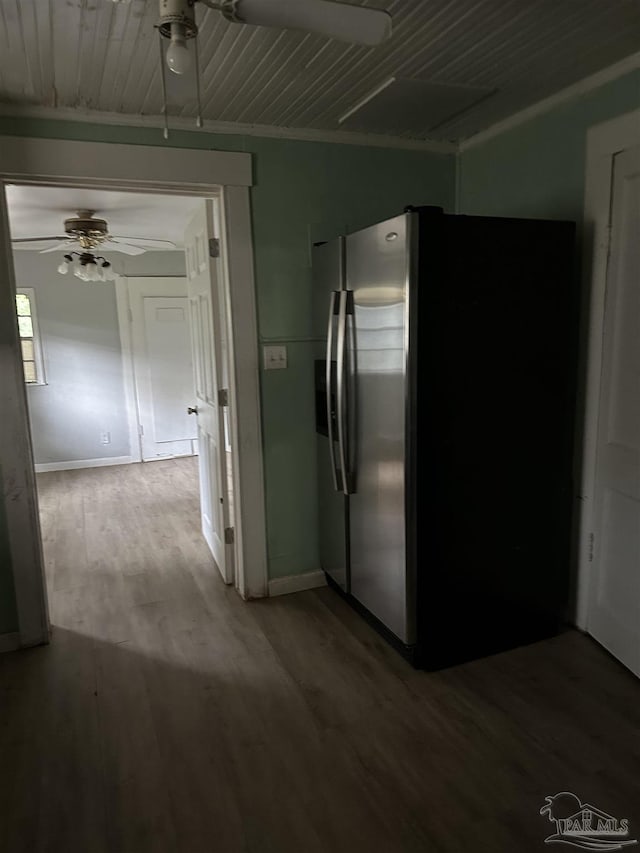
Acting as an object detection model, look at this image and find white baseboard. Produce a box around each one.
[34,455,133,473]
[268,570,327,597]
[0,631,20,653]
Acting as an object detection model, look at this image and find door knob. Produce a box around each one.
[187,406,199,415]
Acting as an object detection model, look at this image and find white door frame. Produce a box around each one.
[0,137,268,649]
[576,108,640,630]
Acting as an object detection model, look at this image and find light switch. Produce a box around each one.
[263,345,288,370]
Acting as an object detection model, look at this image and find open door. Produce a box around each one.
[588,145,640,676]
[588,144,640,677]
[184,200,234,584]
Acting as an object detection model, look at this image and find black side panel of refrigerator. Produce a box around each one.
[414,211,578,669]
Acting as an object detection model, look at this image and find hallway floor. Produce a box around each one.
[1,459,639,852]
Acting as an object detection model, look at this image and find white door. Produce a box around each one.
[589,143,640,677]
[128,278,197,461]
[184,200,233,584]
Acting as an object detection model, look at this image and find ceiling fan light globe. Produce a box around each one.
[57,260,69,275]
[166,22,191,74]
[166,40,191,74]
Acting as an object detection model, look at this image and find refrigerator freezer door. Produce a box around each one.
[347,214,413,643]
[317,437,349,590]
[313,239,349,591]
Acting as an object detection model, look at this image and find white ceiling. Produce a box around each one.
[0,0,638,143]
[5,186,201,247]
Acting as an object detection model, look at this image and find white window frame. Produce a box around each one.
[0,136,268,650]
[16,287,46,386]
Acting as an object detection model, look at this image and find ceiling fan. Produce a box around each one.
[121,0,392,136]
[11,210,178,256]
[160,0,393,51]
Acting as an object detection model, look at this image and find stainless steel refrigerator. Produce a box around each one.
[314,206,577,669]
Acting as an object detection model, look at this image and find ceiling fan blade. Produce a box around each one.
[110,236,178,250]
[12,236,67,243]
[102,241,145,256]
[13,242,62,252]
[39,242,75,254]
[12,237,67,251]
[221,0,392,46]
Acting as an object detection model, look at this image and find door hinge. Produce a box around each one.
[588,532,595,562]
[218,388,229,406]
[138,423,144,436]
[209,237,220,258]
[224,527,235,545]
[128,307,133,323]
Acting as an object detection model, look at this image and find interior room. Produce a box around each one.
[0,1,638,852]
[10,188,194,464]
[7,184,240,595]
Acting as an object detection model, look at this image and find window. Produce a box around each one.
[15,288,45,385]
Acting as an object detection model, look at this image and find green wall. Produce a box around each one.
[0,116,454,633]
[458,70,640,220]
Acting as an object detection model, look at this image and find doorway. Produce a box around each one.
[578,109,640,678]
[7,186,237,607]
[0,136,268,650]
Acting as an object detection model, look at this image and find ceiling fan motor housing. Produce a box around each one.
[64,210,109,242]
[158,0,198,39]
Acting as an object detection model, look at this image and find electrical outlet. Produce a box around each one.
[100,431,111,445]
[263,345,287,370]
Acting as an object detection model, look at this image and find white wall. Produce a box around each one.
[12,251,186,465]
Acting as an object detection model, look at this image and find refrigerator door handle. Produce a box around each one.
[326,291,342,492]
[337,289,354,495]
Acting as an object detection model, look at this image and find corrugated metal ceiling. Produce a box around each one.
[0,0,638,142]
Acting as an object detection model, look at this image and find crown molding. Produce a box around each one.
[0,104,456,155]
[459,52,640,152]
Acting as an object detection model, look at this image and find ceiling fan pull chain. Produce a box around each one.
[158,28,170,139]
[194,28,203,129]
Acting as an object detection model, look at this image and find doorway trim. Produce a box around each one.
[576,107,640,630]
[0,136,268,649]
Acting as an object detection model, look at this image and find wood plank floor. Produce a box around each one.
[1,458,639,853]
